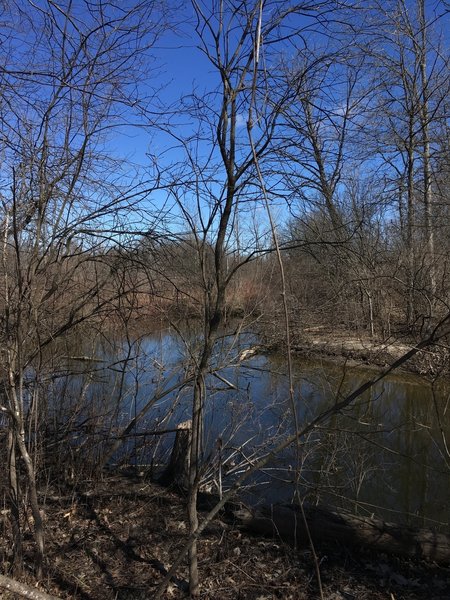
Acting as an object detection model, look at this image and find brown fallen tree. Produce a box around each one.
[0,574,61,600]
[235,503,450,565]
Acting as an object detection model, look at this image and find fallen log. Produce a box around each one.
[235,504,450,565]
[0,574,61,600]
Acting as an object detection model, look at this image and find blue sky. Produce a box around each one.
[103,0,450,241]
[112,22,214,166]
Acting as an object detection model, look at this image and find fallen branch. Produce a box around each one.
[0,574,60,600]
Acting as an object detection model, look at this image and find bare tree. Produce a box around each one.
[363,0,450,328]
[0,0,169,574]
[152,0,349,594]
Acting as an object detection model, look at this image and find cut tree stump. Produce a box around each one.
[235,504,450,565]
[159,420,191,489]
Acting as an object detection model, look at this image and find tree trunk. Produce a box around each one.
[15,426,45,577]
[8,430,23,572]
[418,0,437,306]
[0,574,61,600]
[159,420,192,488]
[187,379,205,597]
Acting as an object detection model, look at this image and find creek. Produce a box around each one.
[58,326,450,531]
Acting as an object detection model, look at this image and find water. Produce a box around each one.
[52,327,450,530]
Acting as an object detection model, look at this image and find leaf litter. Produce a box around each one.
[2,472,449,600]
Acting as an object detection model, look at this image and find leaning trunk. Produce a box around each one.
[15,428,45,576]
[7,430,23,572]
[9,381,45,576]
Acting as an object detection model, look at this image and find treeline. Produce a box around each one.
[135,0,450,340]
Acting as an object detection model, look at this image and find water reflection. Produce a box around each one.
[50,328,450,530]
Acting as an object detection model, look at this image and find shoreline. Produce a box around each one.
[100,315,450,378]
[19,473,449,599]
[262,326,450,378]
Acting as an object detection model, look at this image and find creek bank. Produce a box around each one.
[261,325,450,377]
[3,468,449,599]
[37,473,450,598]
[160,422,450,565]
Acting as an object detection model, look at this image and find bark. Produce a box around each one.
[8,430,23,571]
[418,0,437,303]
[188,364,211,597]
[0,574,60,600]
[9,382,45,576]
[406,103,416,326]
[159,420,192,488]
[236,503,450,564]
[15,429,45,576]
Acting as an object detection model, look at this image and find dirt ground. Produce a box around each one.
[2,472,450,600]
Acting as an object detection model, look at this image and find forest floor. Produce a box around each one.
[3,472,450,600]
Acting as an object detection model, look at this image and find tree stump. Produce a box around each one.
[159,420,191,489]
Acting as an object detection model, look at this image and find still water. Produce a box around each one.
[56,327,450,530]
